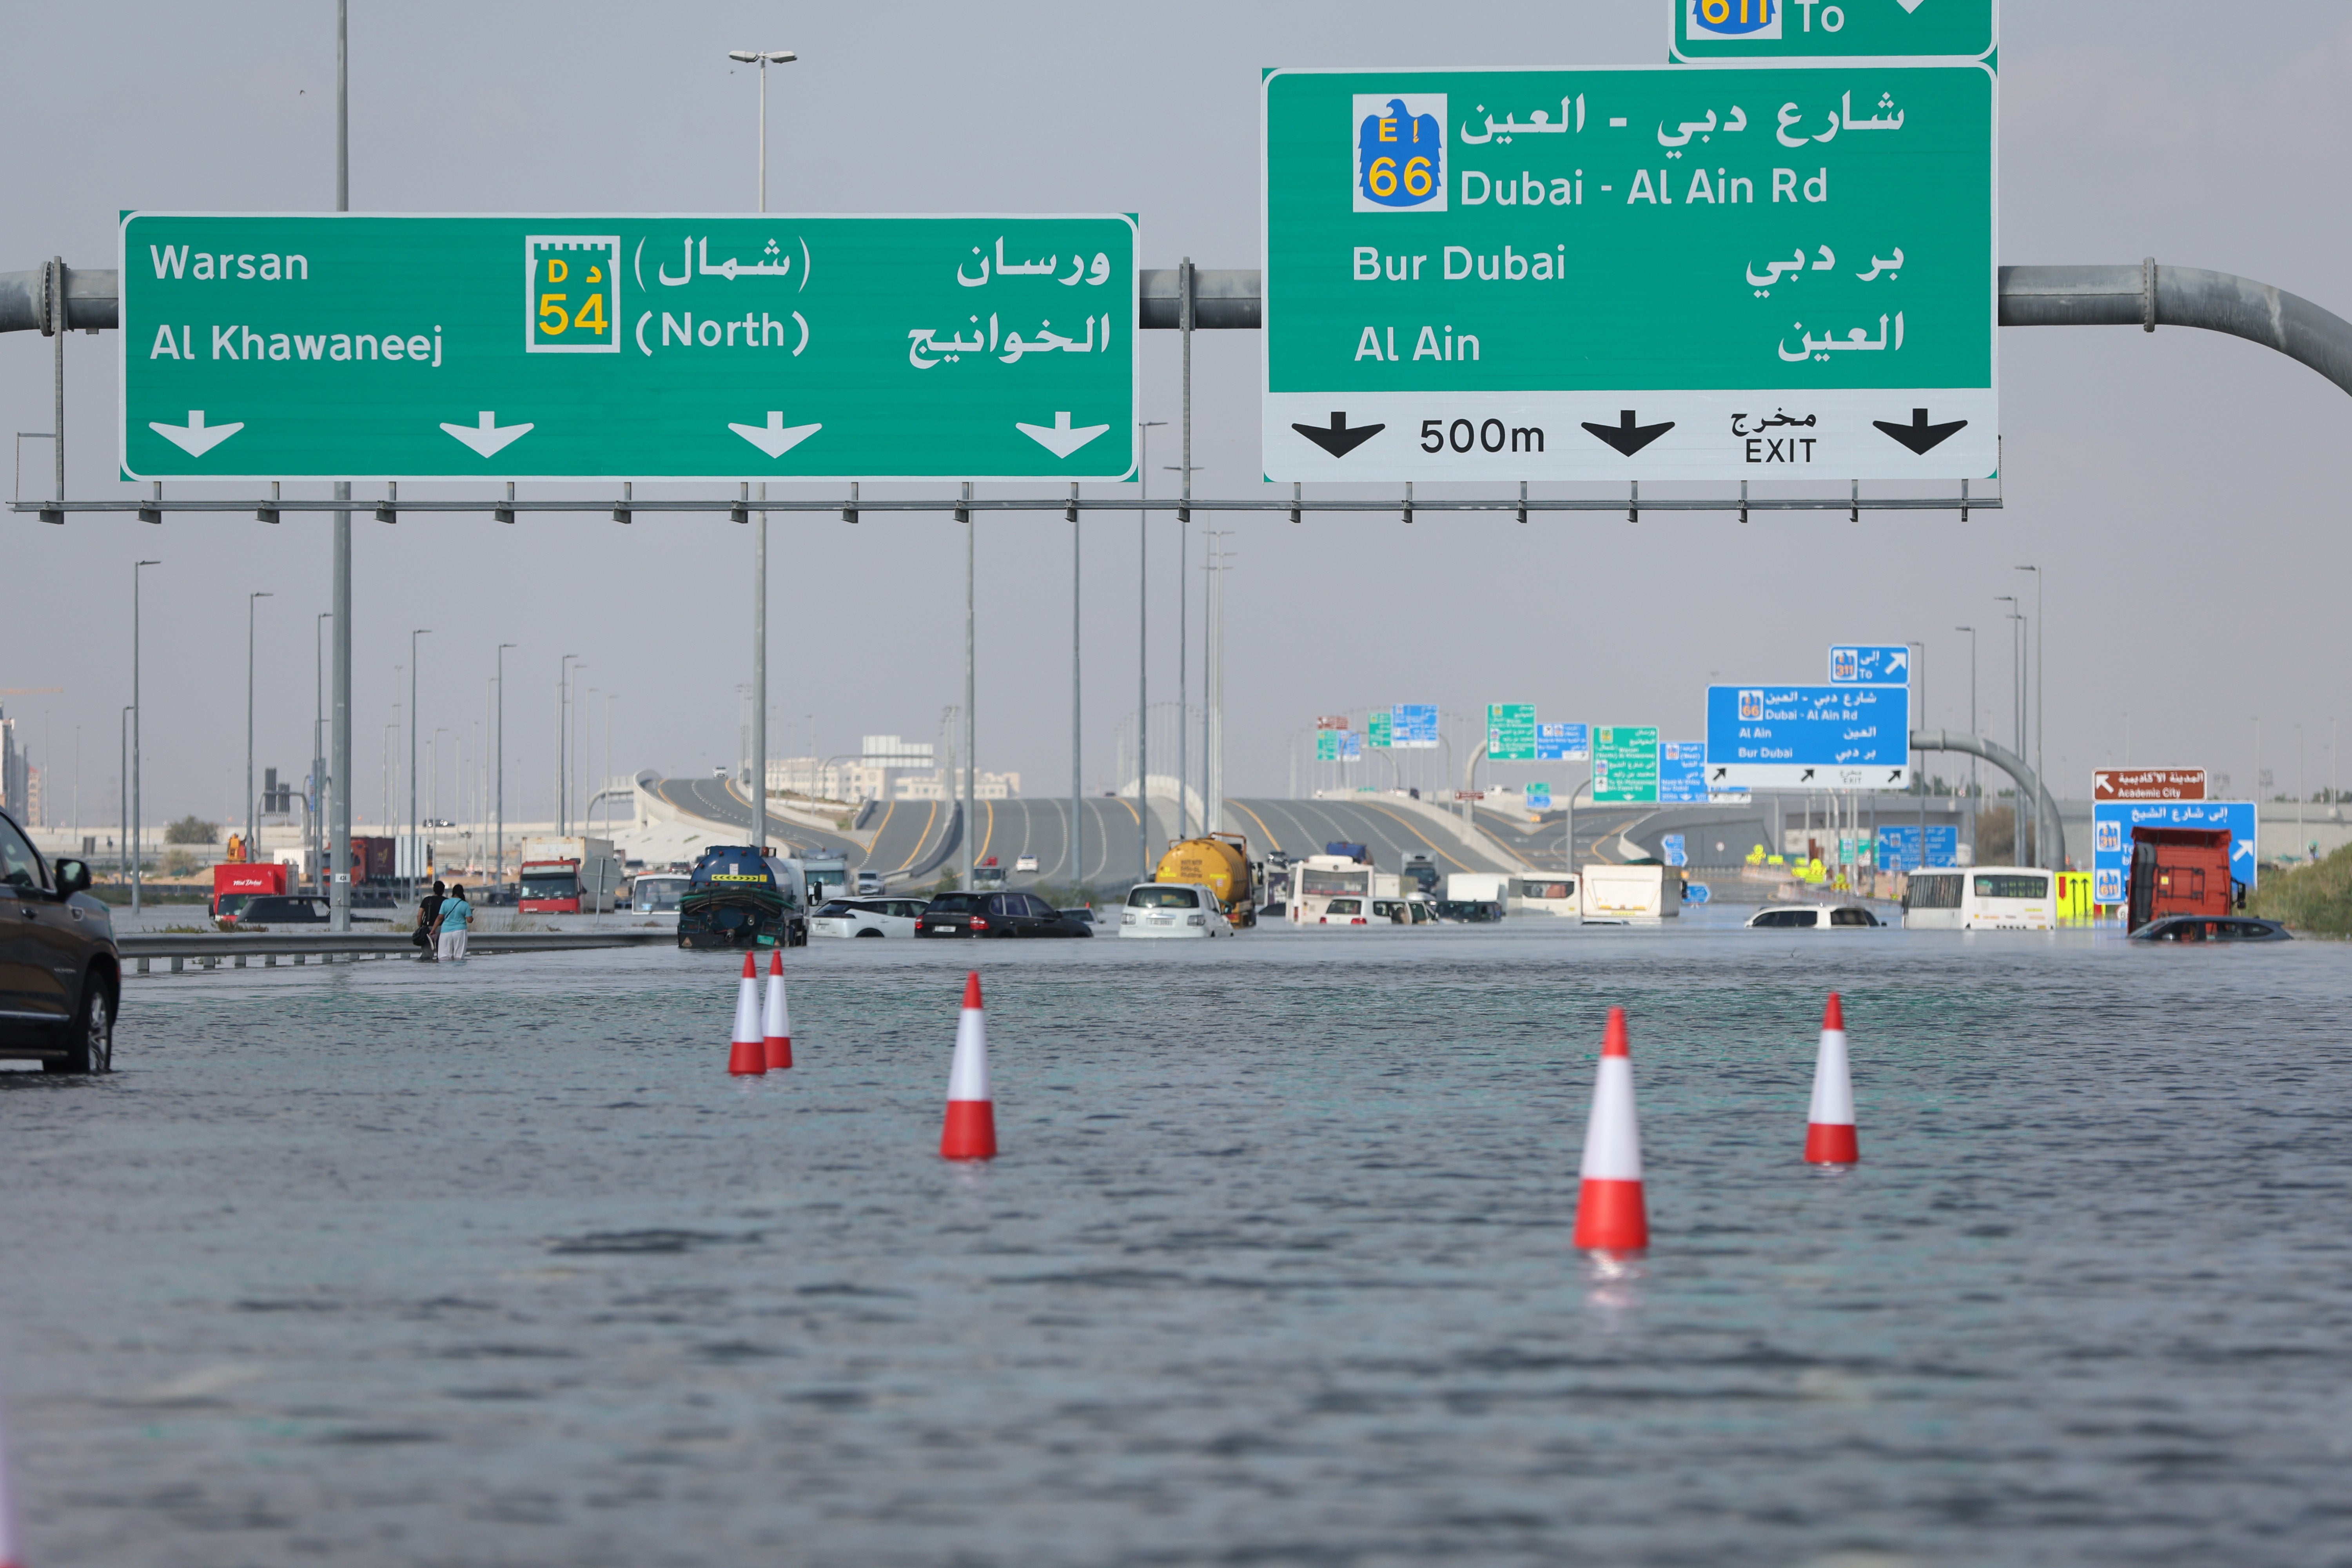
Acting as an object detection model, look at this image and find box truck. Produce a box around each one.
[519,836,624,913]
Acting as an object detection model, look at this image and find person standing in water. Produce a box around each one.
[434,883,472,965]
[414,880,447,962]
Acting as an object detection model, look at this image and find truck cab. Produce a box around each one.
[677,845,809,950]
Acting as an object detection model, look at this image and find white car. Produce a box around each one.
[1014,853,1040,873]
[810,896,930,938]
[1745,905,1883,929]
[1118,882,1234,938]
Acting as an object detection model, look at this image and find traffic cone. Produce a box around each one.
[727,953,766,1076]
[1572,1006,1648,1252]
[0,1380,17,1568]
[1804,992,1858,1165]
[940,971,996,1160]
[763,950,793,1071]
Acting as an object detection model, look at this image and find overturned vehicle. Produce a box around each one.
[677,845,810,951]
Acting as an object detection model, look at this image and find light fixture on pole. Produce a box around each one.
[726,44,795,864]
[247,590,273,862]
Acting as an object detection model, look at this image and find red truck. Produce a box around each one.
[2127,827,2237,932]
[212,861,289,922]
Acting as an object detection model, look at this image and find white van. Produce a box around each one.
[1903,867,2056,930]
[1121,882,1234,938]
[1580,864,1682,924]
[1507,874,1581,918]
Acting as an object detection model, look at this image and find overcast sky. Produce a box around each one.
[5,0,2350,828]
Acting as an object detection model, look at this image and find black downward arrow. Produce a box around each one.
[1293,411,1384,458]
[1581,409,1676,456]
[1873,407,1969,454]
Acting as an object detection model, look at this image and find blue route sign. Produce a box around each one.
[1393,704,1440,749]
[2092,800,2257,906]
[1661,833,1688,867]
[1525,782,1552,811]
[1536,722,1590,760]
[1829,644,1912,684]
[1657,740,1709,803]
[1876,823,1958,873]
[1706,683,1911,790]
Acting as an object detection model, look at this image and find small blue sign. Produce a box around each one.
[1657,740,1709,803]
[1392,703,1440,749]
[1341,730,1363,761]
[1536,722,1590,760]
[1706,683,1911,789]
[1684,881,1711,905]
[1828,644,1912,684]
[1525,782,1552,811]
[1661,833,1688,867]
[1875,823,1959,873]
[2091,800,2257,903]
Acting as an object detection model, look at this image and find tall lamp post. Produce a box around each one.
[2015,564,2044,867]
[131,559,159,912]
[328,0,354,932]
[1135,420,1167,878]
[496,642,514,897]
[727,45,795,863]
[1955,624,1978,858]
[1995,595,2022,864]
[558,654,580,834]
[247,591,273,861]
[313,611,330,893]
[409,628,430,896]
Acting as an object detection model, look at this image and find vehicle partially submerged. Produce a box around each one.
[677,846,809,950]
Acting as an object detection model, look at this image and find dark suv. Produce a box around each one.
[0,808,119,1073]
[917,891,1094,938]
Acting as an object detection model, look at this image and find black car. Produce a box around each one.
[1434,898,1505,923]
[917,890,1094,938]
[222,895,391,927]
[2130,915,2292,943]
[0,808,118,1073]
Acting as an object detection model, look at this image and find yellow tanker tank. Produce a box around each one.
[1154,831,1256,927]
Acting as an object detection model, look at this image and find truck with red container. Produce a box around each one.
[2127,826,2238,933]
[519,835,623,913]
[212,860,289,922]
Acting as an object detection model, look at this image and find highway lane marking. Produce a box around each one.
[978,799,996,866]
[1358,804,1479,874]
[889,802,940,875]
[1227,800,1283,858]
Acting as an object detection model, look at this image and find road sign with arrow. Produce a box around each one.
[120,213,1137,481]
[1261,65,1995,481]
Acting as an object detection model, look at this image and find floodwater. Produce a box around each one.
[3,924,2348,1567]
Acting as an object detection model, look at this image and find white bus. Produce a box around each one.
[1902,867,2056,930]
[1506,875,1580,918]
[1288,855,1399,925]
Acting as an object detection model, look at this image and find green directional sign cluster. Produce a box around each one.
[1367,709,1394,748]
[1593,726,1663,804]
[1486,702,1538,761]
[1668,0,1996,63]
[1261,64,1995,482]
[119,212,1138,482]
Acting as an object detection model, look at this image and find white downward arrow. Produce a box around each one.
[1016,410,1110,459]
[149,410,244,457]
[1896,0,1925,11]
[729,411,823,459]
[440,411,535,458]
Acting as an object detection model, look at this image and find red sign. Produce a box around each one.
[2094,768,2207,802]
[1316,714,1350,730]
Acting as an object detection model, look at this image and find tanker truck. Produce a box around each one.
[1153,831,1256,928]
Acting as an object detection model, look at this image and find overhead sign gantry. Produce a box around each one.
[118,213,1138,481]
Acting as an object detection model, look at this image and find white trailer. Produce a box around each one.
[1579,864,1682,924]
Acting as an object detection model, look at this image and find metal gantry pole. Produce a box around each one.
[1178,258,1194,839]
[497,643,512,897]
[329,0,353,932]
[753,496,767,855]
[247,591,270,861]
[409,629,429,896]
[959,483,976,887]
[132,560,157,913]
[1136,420,1163,880]
[2018,564,2045,868]
[313,612,328,893]
[118,707,128,887]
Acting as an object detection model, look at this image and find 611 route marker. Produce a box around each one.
[1261,64,1995,482]
[120,212,1137,482]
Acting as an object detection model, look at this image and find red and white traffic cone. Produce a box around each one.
[940,971,996,1160]
[763,950,793,1071]
[0,1379,20,1568]
[727,953,766,1076]
[1804,992,1858,1165]
[1572,1006,1649,1253]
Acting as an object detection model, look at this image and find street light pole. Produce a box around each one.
[1135,420,1166,879]
[329,0,353,932]
[314,611,329,893]
[132,559,158,913]
[1995,595,2021,864]
[2016,564,2045,867]
[247,590,272,861]
[1955,624,1977,857]
[409,628,430,895]
[728,46,795,862]
[496,643,514,897]
[558,655,579,835]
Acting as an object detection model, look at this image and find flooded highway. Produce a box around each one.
[4,926,2347,1566]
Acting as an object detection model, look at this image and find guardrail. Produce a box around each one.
[117,928,675,975]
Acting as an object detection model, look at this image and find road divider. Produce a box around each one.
[119,928,674,974]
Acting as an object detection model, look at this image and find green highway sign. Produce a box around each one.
[119,212,1138,482]
[1486,702,1538,761]
[1261,65,1995,481]
[1367,709,1394,748]
[1593,726,1662,804]
[1668,0,1996,64]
